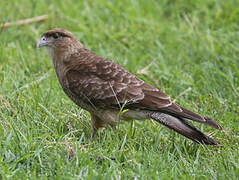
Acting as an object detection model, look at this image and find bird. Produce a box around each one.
[37,28,222,145]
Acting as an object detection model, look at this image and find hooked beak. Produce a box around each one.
[37,38,49,48]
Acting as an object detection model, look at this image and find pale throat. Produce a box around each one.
[46,46,71,65]
[46,46,55,59]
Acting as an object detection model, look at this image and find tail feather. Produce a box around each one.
[161,104,222,130]
[150,112,219,145]
[203,117,222,130]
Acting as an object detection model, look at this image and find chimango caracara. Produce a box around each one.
[38,28,222,145]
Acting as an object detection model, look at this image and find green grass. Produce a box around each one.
[0,0,239,179]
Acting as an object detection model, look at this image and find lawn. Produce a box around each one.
[0,0,238,179]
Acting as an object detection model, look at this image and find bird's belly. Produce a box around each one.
[123,110,149,120]
[99,109,149,126]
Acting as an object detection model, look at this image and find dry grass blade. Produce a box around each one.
[136,62,155,75]
[172,87,192,103]
[0,15,48,29]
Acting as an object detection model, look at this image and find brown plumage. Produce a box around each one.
[38,28,222,145]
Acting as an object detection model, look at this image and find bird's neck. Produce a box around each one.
[51,44,83,84]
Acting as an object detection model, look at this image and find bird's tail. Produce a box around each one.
[150,112,219,145]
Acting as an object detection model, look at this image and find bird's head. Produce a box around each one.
[38,28,82,57]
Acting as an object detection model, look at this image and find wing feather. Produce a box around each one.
[65,57,171,109]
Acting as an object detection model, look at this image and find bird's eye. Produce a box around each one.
[53,33,60,39]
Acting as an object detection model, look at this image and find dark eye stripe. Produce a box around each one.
[52,33,60,39]
[43,32,68,38]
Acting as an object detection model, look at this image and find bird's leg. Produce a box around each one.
[91,128,97,140]
[90,113,106,139]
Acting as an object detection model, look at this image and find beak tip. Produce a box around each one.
[37,41,42,48]
[37,39,48,48]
